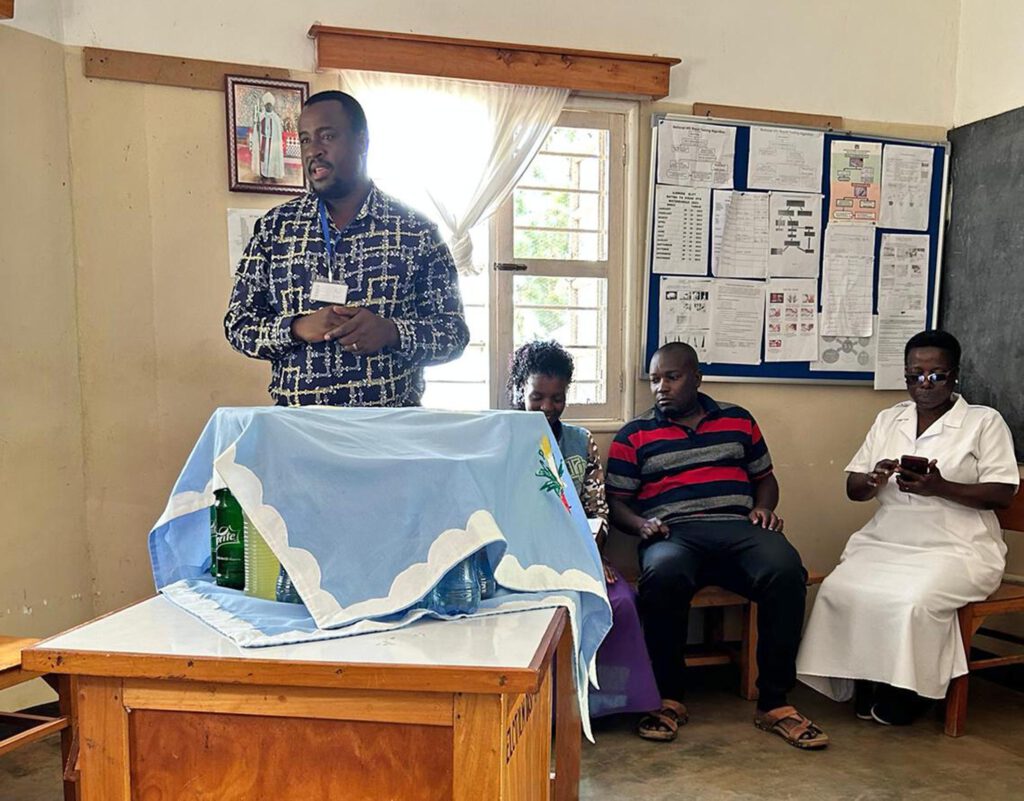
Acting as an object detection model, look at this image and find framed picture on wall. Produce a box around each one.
[226,75,309,194]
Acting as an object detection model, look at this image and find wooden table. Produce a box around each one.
[2,635,75,800]
[22,598,580,801]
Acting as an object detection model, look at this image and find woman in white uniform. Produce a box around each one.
[796,331,1019,725]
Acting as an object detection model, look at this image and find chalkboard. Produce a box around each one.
[643,114,949,384]
[943,107,1024,458]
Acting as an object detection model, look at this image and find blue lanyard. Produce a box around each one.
[318,200,334,266]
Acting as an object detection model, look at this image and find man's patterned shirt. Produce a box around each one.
[225,185,469,406]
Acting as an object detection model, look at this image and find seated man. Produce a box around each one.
[606,342,828,749]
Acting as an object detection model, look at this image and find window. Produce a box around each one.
[491,108,627,422]
[413,106,632,423]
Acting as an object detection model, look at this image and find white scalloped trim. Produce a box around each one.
[152,479,215,530]
[494,553,607,600]
[213,444,506,628]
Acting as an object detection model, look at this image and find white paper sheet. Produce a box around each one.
[709,279,765,365]
[652,185,711,275]
[812,315,876,372]
[714,192,769,279]
[657,120,736,188]
[829,140,882,224]
[879,144,933,231]
[878,233,929,314]
[227,208,265,277]
[768,192,822,277]
[710,190,732,274]
[747,126,824,193]
[764,278,818,362]
[658,276,714,361]
[820,224,875,337]
[874,311,925,390]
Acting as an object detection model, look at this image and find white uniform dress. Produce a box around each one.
[797,395,1019,701]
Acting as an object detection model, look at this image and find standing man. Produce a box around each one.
[251,92,285,181]
[225,91,469,406]
[606,342,828,749]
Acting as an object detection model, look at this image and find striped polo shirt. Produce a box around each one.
[606,393,773,523]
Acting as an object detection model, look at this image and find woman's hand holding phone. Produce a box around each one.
[897,456,942,496]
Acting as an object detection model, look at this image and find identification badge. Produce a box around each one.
[310,280,349,305]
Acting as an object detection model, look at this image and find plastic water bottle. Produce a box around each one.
[275,566,302,604]
[429,558,481,615]
[475,551,496,600]
[243,516,280,601]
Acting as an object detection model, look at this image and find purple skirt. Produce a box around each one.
[589,568,661,717]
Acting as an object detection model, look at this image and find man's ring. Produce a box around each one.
[351,342,359,352]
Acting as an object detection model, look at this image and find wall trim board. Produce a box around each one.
[82,47,290,91]
[692,102,842,130]
[308,25,680,99]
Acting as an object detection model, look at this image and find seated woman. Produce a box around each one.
[797,330,1019,725]
[507,341,662,732]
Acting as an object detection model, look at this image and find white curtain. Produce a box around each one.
[342,70,568,275]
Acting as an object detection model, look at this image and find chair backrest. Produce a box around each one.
[997,487,1024,533]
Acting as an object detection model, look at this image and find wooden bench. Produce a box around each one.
[684,572,826,700]
[0,636,77,800]
[943,496,1024,737]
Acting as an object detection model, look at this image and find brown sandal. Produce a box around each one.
[637,699,689,742]
[754,705,830,750]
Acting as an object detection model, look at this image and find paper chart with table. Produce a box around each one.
[820,224,875,337]
[652,185,711,275]
[712,191,769,279]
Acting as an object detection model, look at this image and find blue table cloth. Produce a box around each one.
[149,406,611,734]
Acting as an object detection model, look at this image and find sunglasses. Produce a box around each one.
[904,371,954,386]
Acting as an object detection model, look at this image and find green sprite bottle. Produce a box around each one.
[212,488,245,589]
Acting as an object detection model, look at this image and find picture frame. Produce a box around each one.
[225,75,309,194]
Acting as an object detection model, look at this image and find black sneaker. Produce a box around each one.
[870,684,919,726]
[870,701,915,726]
[854,680,875,720]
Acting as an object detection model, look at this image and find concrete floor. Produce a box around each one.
[2,677,1022,800]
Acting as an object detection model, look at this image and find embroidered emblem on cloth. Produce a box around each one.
[536,435,571,512]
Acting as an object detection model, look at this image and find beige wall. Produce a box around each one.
[0,25,92,710]
[955,0,1024,125]
[16,0,959,126]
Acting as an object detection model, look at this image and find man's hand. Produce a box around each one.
[325,306,400,355]
[896,459,944,497]
[291,305,399,355]
[291,305,354,344]
[867,459,899,488]
[637,516,669,541]
[603,560,617,584]
[749,507,784,532]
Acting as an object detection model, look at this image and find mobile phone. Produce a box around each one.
[900,455,931,474]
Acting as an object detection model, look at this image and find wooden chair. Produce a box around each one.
[0,636,78,800]
[943,495,1024,737]
[686,572,826,700]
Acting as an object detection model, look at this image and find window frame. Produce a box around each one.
[489,100,639,430]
